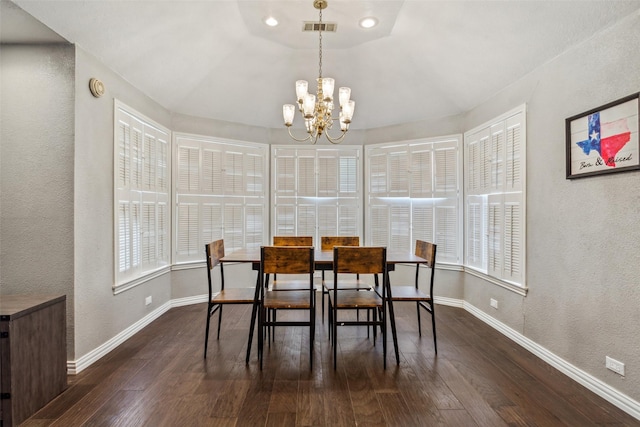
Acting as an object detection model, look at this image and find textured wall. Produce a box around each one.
[72,46,173,358]
[462,11,640,400]
[0,44,76,357]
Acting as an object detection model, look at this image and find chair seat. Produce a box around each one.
[329,289,382,308]
[264,290,313,309]
[271,280,319,291]
[375,285,431,301]
[322,279,371,291]
[211,287,256,304]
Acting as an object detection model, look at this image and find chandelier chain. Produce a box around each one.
[318,8,323,78]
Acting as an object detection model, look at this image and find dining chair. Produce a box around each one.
[330,246,390,369]
[376,240,438,354]
[273,235,313,246]
[319,236,367,327]
[204,239,258,363]
[258,245,315,369]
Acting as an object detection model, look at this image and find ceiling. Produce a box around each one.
[2,0,639,131]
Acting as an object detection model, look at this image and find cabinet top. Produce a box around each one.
[0,294,66,320]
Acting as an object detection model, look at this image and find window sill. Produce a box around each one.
[113,266,171,295]
[464,267,528,296]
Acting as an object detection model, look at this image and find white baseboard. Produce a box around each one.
[66,294,640,421]
[67,301,172,374]
[463,301,640,421]
[171,294,208,307]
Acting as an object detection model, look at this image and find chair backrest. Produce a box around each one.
[333,246,386,275]
[205,239,225,296]
[261,246,314,275]
[415,240,437,293]
[320,236,359,251]
[273,236,313,246]
[415,240,436,269]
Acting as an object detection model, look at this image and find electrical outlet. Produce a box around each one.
[490,298,498,309]
[145,296,152,306]
[606,356,625,376]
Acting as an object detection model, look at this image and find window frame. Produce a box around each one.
[463,104,527,291]
[113,100,171,294]
[172,133,269,264]
[271,145,363,246]
[364,136,463,265]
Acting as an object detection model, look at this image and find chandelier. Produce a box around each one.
[282,0,355,144]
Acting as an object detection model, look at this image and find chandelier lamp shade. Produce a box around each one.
[283,0,355,144]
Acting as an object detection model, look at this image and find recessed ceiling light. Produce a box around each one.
[359,17,378,29]
[264,16,278,27]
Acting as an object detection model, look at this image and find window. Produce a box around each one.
[271,145,362,244]
[464,106,526,287]
[114,101,171,291]
[173,134,268,263]
[365,137,462,264]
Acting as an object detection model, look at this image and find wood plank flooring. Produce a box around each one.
[22,301,640,426]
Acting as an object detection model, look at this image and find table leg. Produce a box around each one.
[386,271,400,365]
[245,265,260,365]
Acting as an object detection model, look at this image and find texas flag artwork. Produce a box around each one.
[568,96,639,178]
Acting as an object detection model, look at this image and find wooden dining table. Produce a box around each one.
[221,247,428,366]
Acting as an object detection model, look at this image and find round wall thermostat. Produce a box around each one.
[89,78,105,98]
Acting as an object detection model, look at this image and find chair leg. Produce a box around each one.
[204,304,212,359]
[321,289,325,324]
[416,301,422,337]
[387,299,400,366]
[258,305,264,370]
[333,307,338,370]
[310,307,315,370]
[431,303,438,355]
[246,299,259,365]
[216,305,223,339]
[382,304,387,370]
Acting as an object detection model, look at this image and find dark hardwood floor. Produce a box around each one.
[22,300,639,426]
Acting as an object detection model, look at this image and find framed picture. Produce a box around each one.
[566,92,639,179]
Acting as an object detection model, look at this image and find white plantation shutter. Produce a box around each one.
[480,129,491,191]
[505,113,523,192]
[274,203,296,236]
[177,202,199,257]
[178,146,199,192]
[114,102,171,290]
[435,204,458,263]
[390,204,410,251]
[366,138,461,261]
[465,195,485,270]
[225,151,244,196]
[502,193,522,283]
[338,203,359,236]
[490,123,504,191]
[464,105,526,288]
[298,203,317,237]
[298,150,316,197]
[370,205,389,246]
[389,149,409,196]
[487,195,502,277]
[245,204,264,249]
[410,147,432,197]
[202,202,223,245]
[202,148,223,194]
[271,146,362,245]
[369,151,387,194]
[412,203,434,245]
[174,134,268,263]
[318,204,338,237]
[318,151,338,197]
[224,202,244,252]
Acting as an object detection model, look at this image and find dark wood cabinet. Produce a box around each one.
[0,295,67,427]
